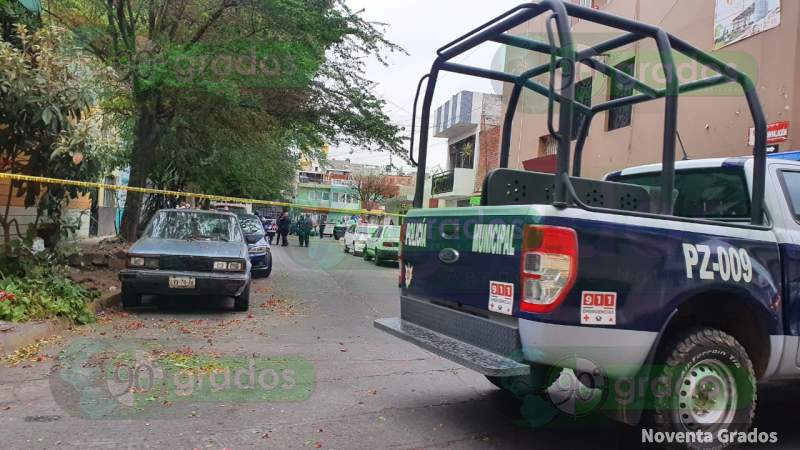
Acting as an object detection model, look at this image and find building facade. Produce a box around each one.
[293,158,415,224]
[503,0,796,179]
[429,91,502,207]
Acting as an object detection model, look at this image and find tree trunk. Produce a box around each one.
[120,101,159,241]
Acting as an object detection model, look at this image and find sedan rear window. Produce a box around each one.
[383,226,401,238]
[147,211,242,242]
[238,216,264,235]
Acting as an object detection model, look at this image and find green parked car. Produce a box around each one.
[363,225,401,266]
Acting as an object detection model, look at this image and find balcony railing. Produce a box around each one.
[431,170,455,195]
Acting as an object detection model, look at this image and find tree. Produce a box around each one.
[48,0,405,240]
[351,172,394,211]
[0,24,122,250]
[383,196,411,216]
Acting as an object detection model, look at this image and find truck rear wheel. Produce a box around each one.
[650,328,756,448]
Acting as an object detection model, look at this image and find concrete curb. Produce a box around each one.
[0,290,120,356]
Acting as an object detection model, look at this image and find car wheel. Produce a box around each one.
[121,286,142,308]
[374,251,382,266]
[234,283,251,311]
[343,242,349,253]
[648,328,755,448]
[261,264,272,279]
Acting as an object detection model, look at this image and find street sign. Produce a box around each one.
[749,121,790,146]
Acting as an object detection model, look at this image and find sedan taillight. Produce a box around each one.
[519,225,578,314]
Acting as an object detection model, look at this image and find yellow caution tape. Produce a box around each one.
[0,172,407,218]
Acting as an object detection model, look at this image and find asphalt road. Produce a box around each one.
[0,237,798,449]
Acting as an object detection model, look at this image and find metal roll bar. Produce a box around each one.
[408,0,767,226]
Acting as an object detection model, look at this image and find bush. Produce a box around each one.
[0,237,97,325]
[0,273,97,324]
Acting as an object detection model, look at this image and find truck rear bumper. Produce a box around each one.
[374,296,529,377]
[518,320,657,379]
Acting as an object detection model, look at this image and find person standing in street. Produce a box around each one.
[277,212,290,247]
[297,214,312,247]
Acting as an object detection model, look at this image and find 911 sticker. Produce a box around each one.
[581,291,617,326]
[682,243,753,283]
[489,281,514,315]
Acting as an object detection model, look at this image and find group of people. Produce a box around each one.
[265,212,315,248]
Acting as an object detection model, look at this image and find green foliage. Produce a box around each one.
[0,24,123,245]
[0,0,39,43]
[0,234,97,324]
[0,273,97,324]
[48,0,406,238]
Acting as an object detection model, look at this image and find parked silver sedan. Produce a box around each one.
[119,209,252,311]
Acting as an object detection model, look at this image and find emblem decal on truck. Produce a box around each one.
[404,264,414,288]
[489,281,514,315]
[472,224,515,256]
[580,291,617,326]
[682,243,753,283]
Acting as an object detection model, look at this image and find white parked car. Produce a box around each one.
[343,223,379,256]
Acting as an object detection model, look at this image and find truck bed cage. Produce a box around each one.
[409,0,768,227]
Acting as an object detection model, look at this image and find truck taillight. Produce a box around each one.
[398,223,407,288]
[519,225,578,314]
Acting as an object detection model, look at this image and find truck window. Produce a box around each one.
[610,167,751,220]
[780,171,800,219]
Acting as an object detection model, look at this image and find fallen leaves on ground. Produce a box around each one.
[260,295,303,316]
[2,335,63,367]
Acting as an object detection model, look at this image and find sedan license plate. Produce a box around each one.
[169,276,196,289]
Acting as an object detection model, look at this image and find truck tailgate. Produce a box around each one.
[401,206,530,317]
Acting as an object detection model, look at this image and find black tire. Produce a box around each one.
[363,249,371,261]
[234,283,251,311]
[343,242,349,253]
[374,251,382,266]
[121,287,142,308]
[648,328,756,449]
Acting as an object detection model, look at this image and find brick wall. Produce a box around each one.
[474,125,501,193]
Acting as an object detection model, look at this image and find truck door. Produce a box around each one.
[769,164,800,338]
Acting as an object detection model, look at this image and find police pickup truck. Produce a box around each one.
[375,1,789,446]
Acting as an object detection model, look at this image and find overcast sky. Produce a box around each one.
[330,0,523,170]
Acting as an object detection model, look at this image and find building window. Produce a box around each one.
[449,135,476,169]
[608,58,635,131]
[572,77,593,140]
[539,135,558,157]
[322,192,330,201]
